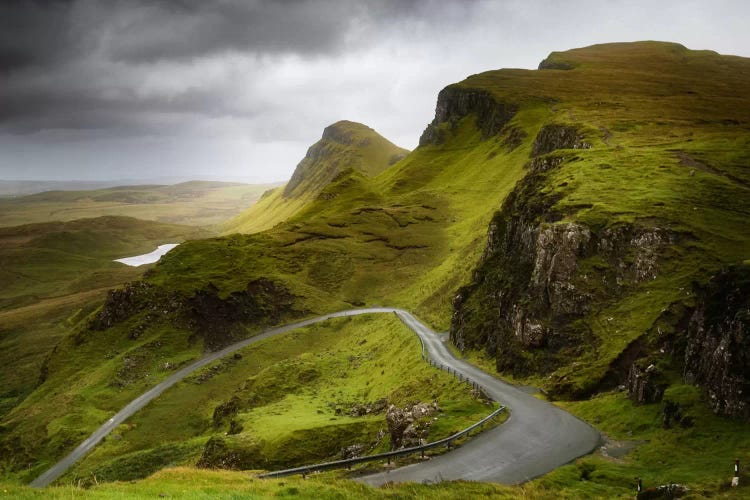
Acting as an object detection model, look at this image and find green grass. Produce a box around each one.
[1,467,527,499]
[0,216,210,421]
[530,386,750,498]
[3,41,750,498]
[2,314,493,485]
[222,121,408,235]
[0,181,278,229]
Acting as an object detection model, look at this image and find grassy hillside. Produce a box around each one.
[2,41,750,497]
[0,216,209,423]
[449,40,750,394]
[221,120,409,235]
[0,181,278,229]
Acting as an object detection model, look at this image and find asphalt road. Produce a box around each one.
[358,310,601,485]
[30,307,600,488]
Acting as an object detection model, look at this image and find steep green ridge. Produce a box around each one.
[449,40,750,397]
[0,181,277,229]
[221,120,408,234]
[2,42,750,497]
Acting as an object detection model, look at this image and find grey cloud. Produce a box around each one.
[103,0,363,62]
[0,0,78,73]
[1,0,749,182]
[0,0,471,135]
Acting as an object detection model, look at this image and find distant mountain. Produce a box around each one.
[0,181,280,228]
[0,180,120,197]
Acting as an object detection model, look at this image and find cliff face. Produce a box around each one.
[450,124,675,397]
[418,86,517,146]
[683,266,750,418]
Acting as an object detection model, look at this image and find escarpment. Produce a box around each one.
[450,124,679,396]
[78,277,301,352]
[419,86,518,145]
[682,265,750,419]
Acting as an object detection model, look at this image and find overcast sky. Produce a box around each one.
[1,0,748,183]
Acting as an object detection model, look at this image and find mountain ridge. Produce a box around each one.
[222,120,408,235]
[3,41,750,497]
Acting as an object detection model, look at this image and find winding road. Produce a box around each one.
[30,307,600,488]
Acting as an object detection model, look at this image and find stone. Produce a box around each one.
[628,362,666,404]
[386,402,439,450]
[419,87,517,146]
[531,124,591,157]
[683,265,750,419]
[340,443,366,459]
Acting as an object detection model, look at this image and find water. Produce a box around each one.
[114,243,179,266]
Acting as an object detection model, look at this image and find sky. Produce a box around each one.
[1,0,749,184]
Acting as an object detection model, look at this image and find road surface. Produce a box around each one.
[30,307,600,487]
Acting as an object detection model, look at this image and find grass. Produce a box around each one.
[0,216,210,423]
[0,467,527,499]
[2,314,493,485]
[0,181,278,229]
[529,385,750,498]
[221,120,408,234]
[2,41,750,498]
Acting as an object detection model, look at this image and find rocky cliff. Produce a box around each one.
[450,124,678,397]
[419,86,517,146]
[683,265,750,418]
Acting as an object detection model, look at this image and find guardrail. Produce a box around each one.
[259,313,505,479]
[259,405,506,479]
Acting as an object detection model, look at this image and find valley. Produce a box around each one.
[1,41,749,499]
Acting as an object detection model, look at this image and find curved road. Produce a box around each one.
[30,308,600,488]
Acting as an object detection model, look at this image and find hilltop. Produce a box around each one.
[2,41,750,497]
[221,120,408,234]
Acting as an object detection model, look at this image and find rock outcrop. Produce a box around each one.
[627,361,666,404]
[83,277,299,352]
[419,86,517,145]
[450,141,676,396]
[683,265,750,419]
[531,124,591,157]
[385,402,439,450]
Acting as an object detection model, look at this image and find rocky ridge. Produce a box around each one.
[450,123,678,397]
[419,86,517,145]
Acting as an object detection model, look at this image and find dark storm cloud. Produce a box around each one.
[104,0,364,62]
[0,0,77,73]
[0,0,462,134]
[1,0,749,182]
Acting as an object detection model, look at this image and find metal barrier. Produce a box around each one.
[259,405,506,479]
[259,311,506,479]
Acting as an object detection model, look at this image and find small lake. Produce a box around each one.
[114,243,179,267]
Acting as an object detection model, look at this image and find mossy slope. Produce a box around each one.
[3,41,750,497]
[221,120,408,234]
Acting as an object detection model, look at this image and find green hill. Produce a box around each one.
[221,120,408,234]
[2,42,750,497]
